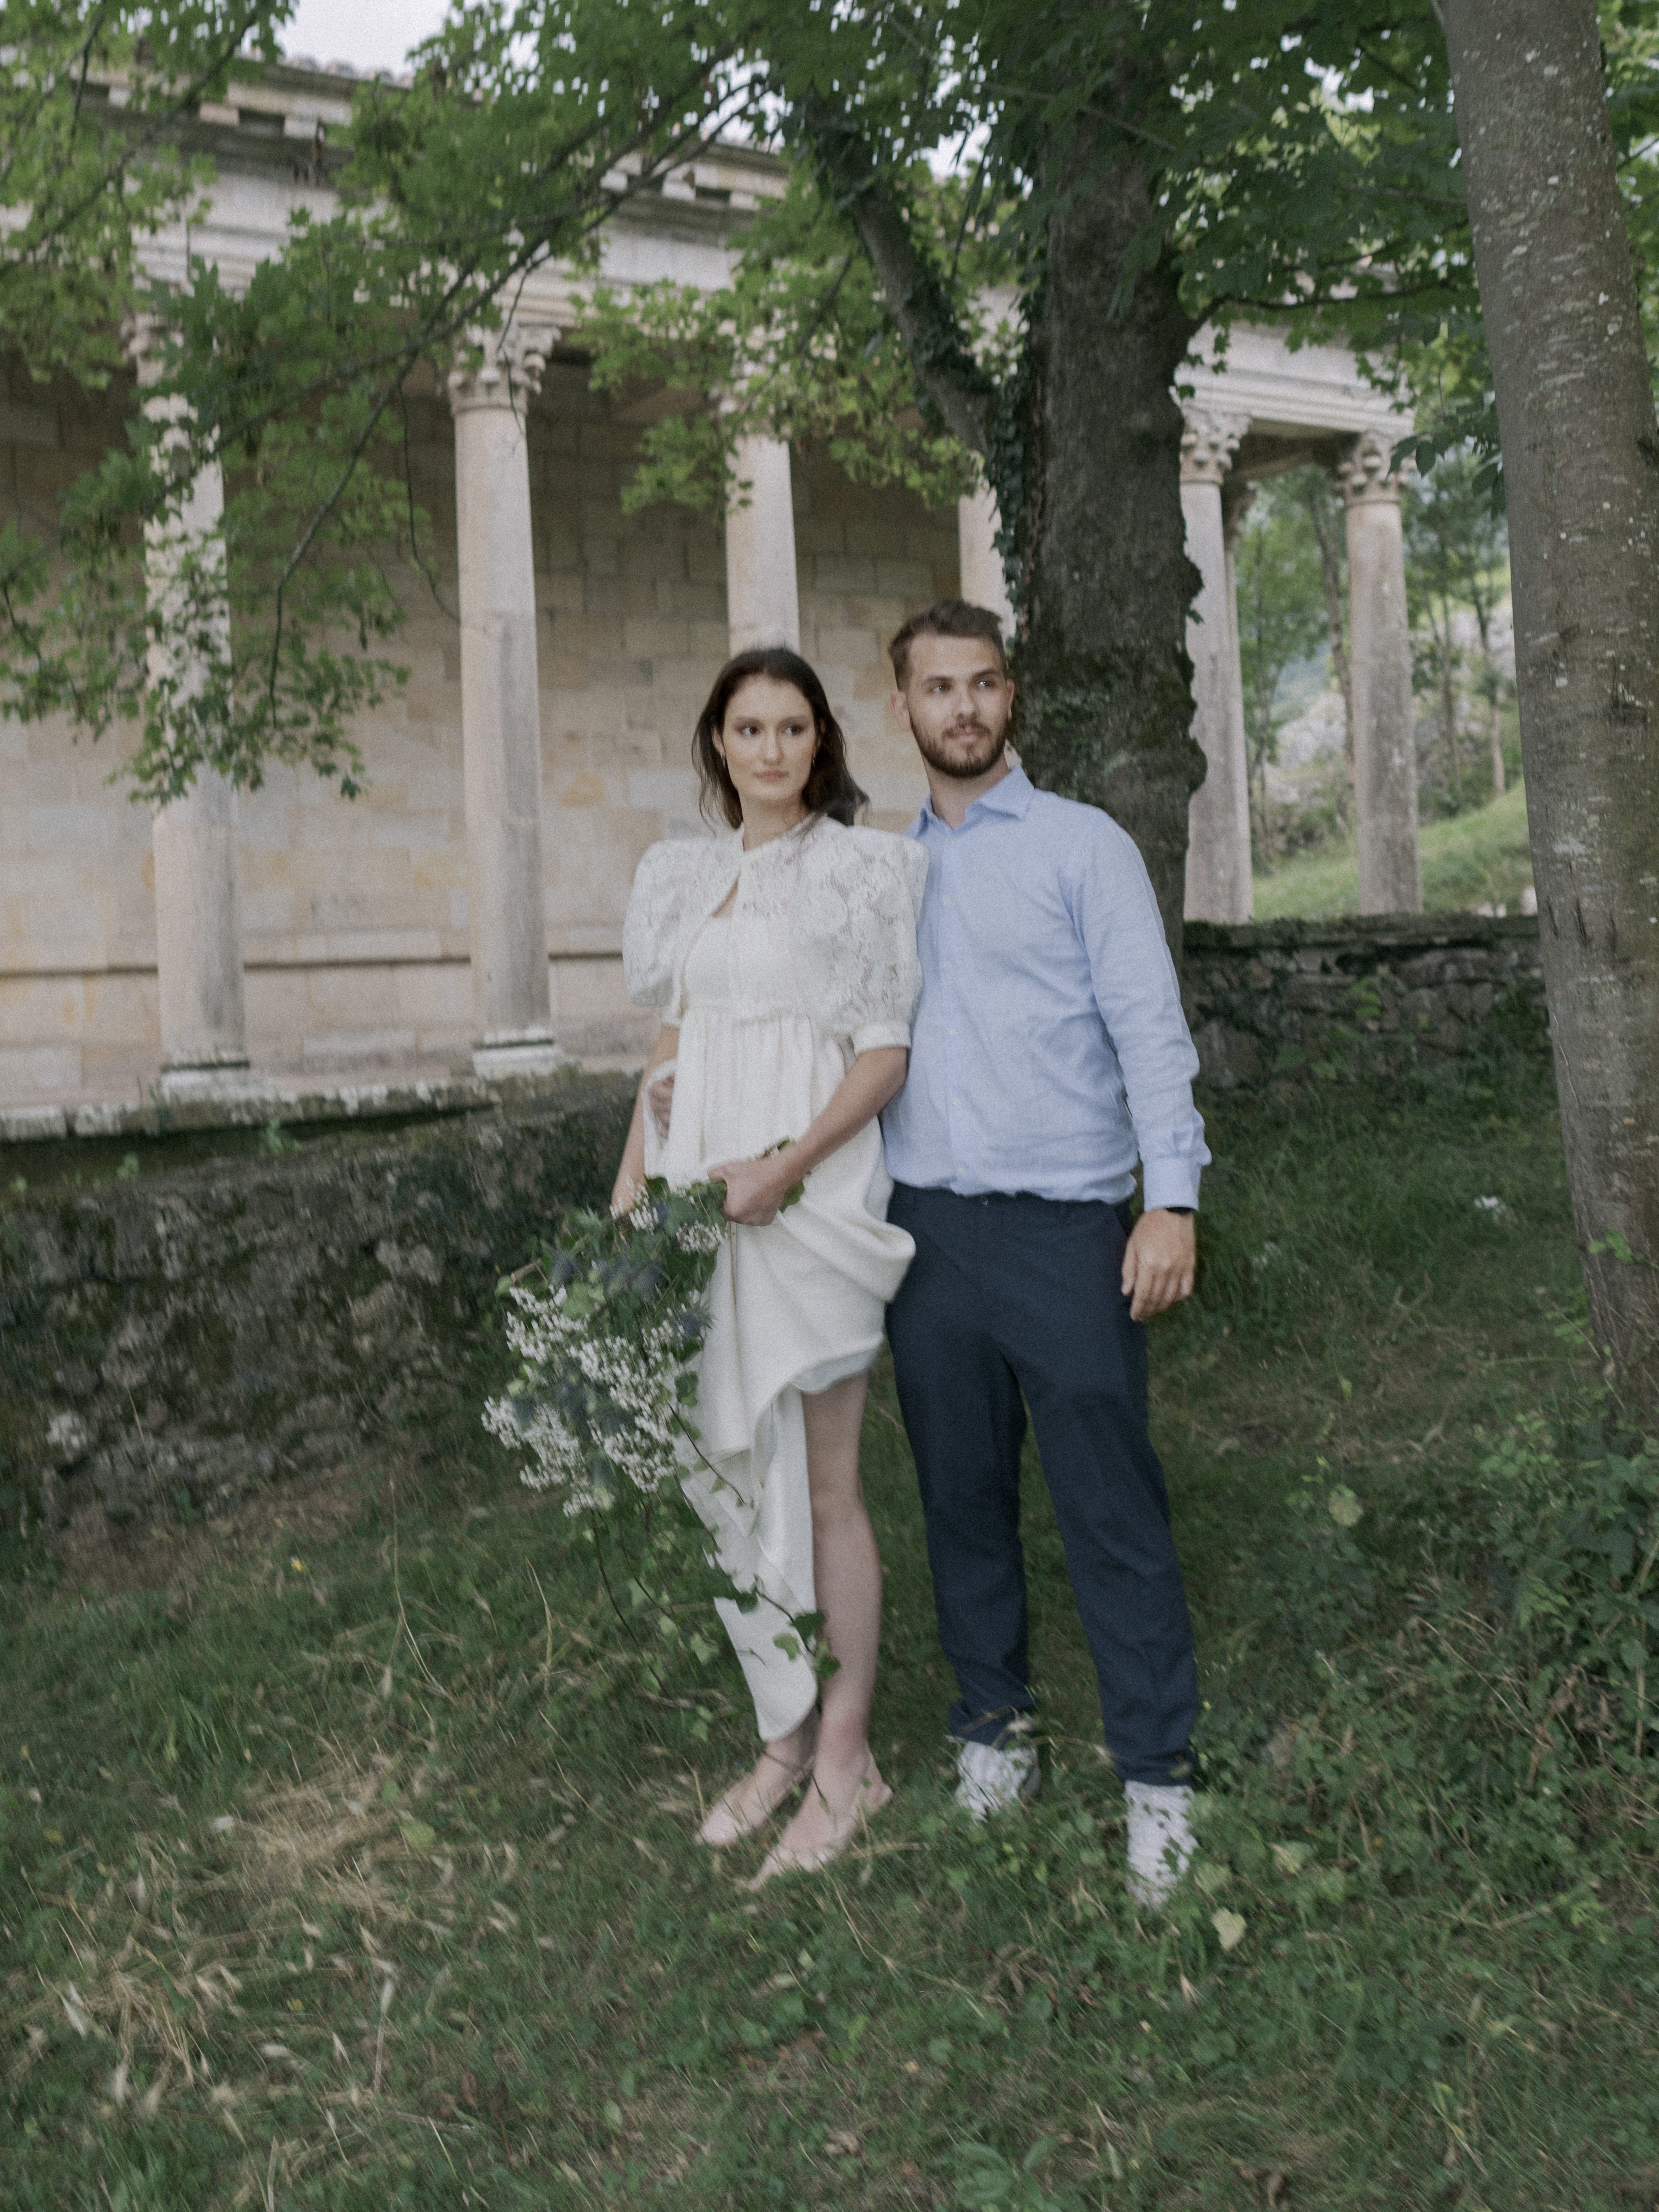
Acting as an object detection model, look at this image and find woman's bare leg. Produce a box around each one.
[762,1370,889,1867]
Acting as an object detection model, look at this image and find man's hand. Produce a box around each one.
[1121,1209,1196,1322]
[710,1156,793,1227]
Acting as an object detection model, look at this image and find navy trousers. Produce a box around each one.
[885,1183,1198,1787]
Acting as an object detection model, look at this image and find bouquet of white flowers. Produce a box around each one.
[484,1178,729,1513]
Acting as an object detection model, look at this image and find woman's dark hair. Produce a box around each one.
[692,646,867,830]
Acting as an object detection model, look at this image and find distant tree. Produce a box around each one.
[1291,466,1353,785]
[0,1,760,803]
[1404,451,1510,812]
[1233,484,1327,863]
[0,0,294,392]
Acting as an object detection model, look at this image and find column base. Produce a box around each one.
[155,1061,275,1106]
[470,1036,574,1080]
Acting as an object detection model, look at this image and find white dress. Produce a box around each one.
[622,813,929,1739]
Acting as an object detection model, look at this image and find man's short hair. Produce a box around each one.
[888,598,1009,687]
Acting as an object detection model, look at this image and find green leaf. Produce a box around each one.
[1211,1908,1248,1952]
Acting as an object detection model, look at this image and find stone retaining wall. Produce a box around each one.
[0,919,1552,1533]
[0,1079,634,1530]
[1181,912,1547,1087]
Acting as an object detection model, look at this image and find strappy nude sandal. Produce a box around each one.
[746,1760,892,1887]
[697,1728,818,1849]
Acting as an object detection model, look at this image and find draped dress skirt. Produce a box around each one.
[643,906,915,1740]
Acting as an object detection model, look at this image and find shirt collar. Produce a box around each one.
[909,763,1035,838]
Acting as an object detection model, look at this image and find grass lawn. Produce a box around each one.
[3,1048,1656,2210]
[1254,781,1536,921]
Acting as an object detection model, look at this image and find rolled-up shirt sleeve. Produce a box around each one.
[1068,817,1210,1213]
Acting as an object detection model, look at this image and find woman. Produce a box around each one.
[614,646,927,1883]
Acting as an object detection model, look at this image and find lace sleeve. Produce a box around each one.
[622,841,699,1014]
[798,827,929,1052]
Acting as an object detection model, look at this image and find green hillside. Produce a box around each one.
[1254,779,1535,920]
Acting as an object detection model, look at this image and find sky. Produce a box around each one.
[277,0,451,75]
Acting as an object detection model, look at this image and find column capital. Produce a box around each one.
[1338,428,1406,508]
[1181,404,1250,486]
[447,317,563,416]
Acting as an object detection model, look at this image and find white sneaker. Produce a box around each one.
[1125,1781,1196,1908]
[954,1738,1040,1820]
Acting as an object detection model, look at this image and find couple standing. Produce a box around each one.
[613,599,1209,1905]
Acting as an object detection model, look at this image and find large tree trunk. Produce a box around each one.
[820,108,1202,950]
[1014,134,1204,945]
[1442,0,1659,1408]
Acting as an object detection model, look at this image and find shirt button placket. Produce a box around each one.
[943,840,962,1175]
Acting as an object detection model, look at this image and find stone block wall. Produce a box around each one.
[0,1078,634,1529]
[1182,912,1547,1087]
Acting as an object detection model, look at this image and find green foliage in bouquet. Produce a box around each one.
[485,1172,816,1701]
[485,1177,732,1696]
[486,1178,729,1513]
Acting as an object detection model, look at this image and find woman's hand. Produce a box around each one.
[612,1025,679,1216]
[708,1048,908,1230]
[710,1156,794,1227]
[645,1066,675,1139]
[610,1167,643,1218]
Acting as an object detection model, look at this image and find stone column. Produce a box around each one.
[1339,432,1422,914]
[957,480,1015,634]
[449,319,570,1078]
[1181,405,1254,924]
[724,435,800,654]
[129,321,257,1100]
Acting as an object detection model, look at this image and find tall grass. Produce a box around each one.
[1,1048,1654,2210]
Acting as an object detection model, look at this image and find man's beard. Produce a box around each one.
[914,719,1007,781]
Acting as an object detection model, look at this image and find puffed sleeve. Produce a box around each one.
[622,840,698,1014]
[799,827,929,1053]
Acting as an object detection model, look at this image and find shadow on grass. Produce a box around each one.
[2,1047,1655,2210]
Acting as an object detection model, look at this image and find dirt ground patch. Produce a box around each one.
[46,1464,377,1598]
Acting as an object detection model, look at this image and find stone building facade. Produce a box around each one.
[0,61,1423,1113]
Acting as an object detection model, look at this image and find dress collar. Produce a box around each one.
[735,811,822,863]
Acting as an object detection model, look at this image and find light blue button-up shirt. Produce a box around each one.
[880,766,1210,1210]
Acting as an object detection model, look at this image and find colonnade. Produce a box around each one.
[137,313,579,1093]
[1180,410,1422,923]
[133,348,1421,1094]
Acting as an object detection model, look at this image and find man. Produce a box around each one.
[880,597,1208,1910]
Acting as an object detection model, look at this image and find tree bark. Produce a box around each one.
[1442,0,1659,1407]
[1013,130,1204,945]
[817,110,1202,950]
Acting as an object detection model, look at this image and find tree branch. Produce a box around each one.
[800,98,993,459]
